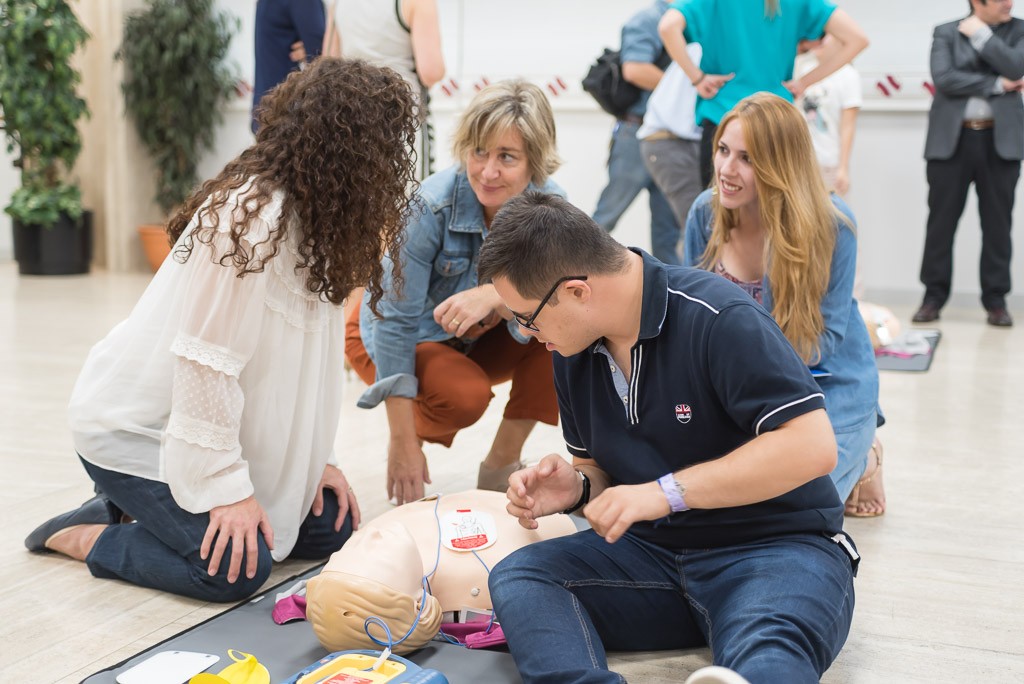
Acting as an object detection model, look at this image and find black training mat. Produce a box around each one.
[875,329,941,372]
[81,565,522,684]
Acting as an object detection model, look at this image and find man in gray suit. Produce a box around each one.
[915,0,1024,327]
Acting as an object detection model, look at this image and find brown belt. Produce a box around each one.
[642,130,680,142]
[619,113,644,125]
[963,119,995,130]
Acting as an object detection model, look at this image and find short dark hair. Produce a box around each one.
[478,192,628,299]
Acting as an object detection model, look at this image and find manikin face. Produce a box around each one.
[973,0,1013,26]
[466,128,532,222]
[713,119,759,212]
[492,276,590,357]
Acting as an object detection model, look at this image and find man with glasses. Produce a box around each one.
[476,192,860,684]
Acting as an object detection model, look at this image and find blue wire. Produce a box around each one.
[468,550,497,633]
[361,494,499,656]
[362,495,445,656]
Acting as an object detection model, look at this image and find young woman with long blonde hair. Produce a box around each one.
[684,92,885,517]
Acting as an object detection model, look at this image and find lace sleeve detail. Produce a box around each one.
[170,334,246,377]
[162,355,254,512]
[165,355,243,450]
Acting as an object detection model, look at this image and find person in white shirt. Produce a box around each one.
[795,35,863,196]
[24,59,420,602]
[637,43,704,232]
[326,0,445,179]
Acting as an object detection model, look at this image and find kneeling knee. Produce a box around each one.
[193,546,273,603]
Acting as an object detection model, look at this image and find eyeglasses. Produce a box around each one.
[511,275,587,332]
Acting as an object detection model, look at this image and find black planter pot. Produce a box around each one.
[12,210,93,275]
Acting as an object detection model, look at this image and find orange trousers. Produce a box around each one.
[345,306,558,447]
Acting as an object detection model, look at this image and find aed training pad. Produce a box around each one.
[875,329,941,372]
[82,565,522,684]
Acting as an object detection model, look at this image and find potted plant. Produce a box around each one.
[0,0,91,275]
[116,0,238,271]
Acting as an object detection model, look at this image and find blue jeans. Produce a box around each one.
[592,120,681,265]
[490,529,856,684]
[80,457,353,602]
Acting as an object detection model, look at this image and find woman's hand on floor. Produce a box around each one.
[388,437,431,505]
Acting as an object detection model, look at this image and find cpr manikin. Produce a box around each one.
[305,489,576,653]
[857,301,902,350]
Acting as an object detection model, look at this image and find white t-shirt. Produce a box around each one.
[794,54,862,169]
[637,44,703,142]
[335,0,423,105]
[69,181,346,561]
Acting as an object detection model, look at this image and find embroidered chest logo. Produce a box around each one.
[675,404,692,424]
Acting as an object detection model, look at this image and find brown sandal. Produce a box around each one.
[845,439,885,518]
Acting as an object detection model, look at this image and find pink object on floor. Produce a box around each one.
[438,621,507,648]
[272,594,308,624]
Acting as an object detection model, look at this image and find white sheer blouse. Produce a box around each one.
[69,182,346,560]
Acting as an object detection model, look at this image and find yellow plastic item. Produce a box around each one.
[190,650,270,684]
[296,652,408,684]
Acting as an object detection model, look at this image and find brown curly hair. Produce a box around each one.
[167,58,419,311]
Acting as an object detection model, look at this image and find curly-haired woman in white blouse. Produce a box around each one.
[24,59,419,602]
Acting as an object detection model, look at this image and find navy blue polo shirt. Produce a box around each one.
[555,250,844,548]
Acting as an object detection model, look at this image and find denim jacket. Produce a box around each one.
[357,165,565,409]
[683,189,883,431]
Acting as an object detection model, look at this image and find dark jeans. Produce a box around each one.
[592,119,682,265]
[699,120,718,189]
[80,457,353,602]
[921,128,1020,310]
[490,530,856,684]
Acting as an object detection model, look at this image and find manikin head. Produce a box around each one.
[306,523,443,655]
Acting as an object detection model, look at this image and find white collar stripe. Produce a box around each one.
[755,393,825,435]
[629,345,643,424]
[667,287,721,315]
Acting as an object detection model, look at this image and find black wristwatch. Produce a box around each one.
[562,469,591,515]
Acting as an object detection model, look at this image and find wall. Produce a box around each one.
[0,147,14,259]
[4,0,1022,306]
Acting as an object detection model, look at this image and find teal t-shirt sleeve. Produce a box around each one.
[801,0,837,41]
[671,0,712,44]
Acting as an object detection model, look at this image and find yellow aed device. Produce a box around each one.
[285,650,449,684]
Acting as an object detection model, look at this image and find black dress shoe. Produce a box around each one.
[912,301,941,323]
[25,496,118,552]
[986,307,1014,327]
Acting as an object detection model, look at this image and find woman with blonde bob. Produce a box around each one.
[684,92,885,517]
[346,80,565,505]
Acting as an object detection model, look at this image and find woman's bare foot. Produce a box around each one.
[845,439,885,517]
[46,524,107,561]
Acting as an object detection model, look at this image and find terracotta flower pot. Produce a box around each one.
[137,223,172,272]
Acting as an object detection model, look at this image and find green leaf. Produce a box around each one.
[115,0,238,214]
[0,0,89,227]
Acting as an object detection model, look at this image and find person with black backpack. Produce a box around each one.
[587,1,682,266]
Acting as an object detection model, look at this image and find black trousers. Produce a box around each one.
[921,128,1020,310]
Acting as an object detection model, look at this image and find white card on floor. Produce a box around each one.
[115,650,219,684]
